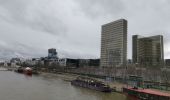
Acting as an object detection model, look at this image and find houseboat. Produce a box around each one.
[24,67,32,75]
[123,75,170,100]
[71,76,112,92]
[123,87,170,100]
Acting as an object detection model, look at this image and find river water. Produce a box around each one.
[0,71,128,100]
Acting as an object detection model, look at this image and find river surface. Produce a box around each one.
[0,71,128,100]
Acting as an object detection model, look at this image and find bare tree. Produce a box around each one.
[161,68,170,90]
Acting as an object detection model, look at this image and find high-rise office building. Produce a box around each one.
[100,19,127,67]
[132,35,164,67]
[48,48,58,58]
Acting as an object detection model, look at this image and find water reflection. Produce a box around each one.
[0,71,128,100]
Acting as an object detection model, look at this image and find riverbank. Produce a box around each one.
[39,71,170,95]
[0,68,8,71]
[39,72,126,93]
[40,72,78,82]
[3,66,170,94]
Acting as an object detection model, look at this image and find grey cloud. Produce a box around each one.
[75,0,125,18]
[0,40,45,60]
[1,0,170,60]
[0,0,67,35]
[24,11,67,35]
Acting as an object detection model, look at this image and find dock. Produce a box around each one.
[0,68,8,71]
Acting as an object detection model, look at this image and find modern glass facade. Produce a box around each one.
[132,35,164,67]
[100,19,127,67]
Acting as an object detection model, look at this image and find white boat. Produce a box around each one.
[24,67,32,75]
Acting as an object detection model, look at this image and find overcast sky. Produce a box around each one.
[0,0,170,60]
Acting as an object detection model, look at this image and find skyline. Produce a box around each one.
[1,0,170,60]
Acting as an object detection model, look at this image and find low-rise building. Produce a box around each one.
[58,58,100,68]
[165,59,170,67]
[132,35,164,67]
[58,58,79,68]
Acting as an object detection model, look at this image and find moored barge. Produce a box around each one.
[123,87,170,100]
[71,76,112,92]
[15,67,24,73]
[24,67,32,75]
[15,67,32,75]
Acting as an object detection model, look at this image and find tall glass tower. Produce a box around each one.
[100,19,127,67]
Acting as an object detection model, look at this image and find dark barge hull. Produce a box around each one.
[14,68,24,73]
[71,80,112,92]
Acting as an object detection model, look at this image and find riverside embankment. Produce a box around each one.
[39,71,126,93]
